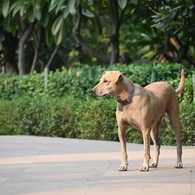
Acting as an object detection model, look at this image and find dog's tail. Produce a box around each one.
[175,69,185,95]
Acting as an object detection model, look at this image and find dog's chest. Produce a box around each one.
[117,105,141,129]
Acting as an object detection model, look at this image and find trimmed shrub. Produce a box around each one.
[0,63,191,100]
[0,97,78,137]
[0,63,194,146]
[75,98,117,140]
[159,102,195,146]
[0,96,194,145]
[0,97,117,139]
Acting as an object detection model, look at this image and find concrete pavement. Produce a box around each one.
[0,136,194,195]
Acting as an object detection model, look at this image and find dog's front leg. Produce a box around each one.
[118,125,128,171]
[140,128,151,171]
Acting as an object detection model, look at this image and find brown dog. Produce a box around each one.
[92,70,184,171]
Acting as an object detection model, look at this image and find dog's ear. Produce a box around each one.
[113,71,122,84]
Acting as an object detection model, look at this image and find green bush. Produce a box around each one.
[0,63,191,100]
[159,75,195,146]
[0,63,194,146]
[180,103,195,146]
[0,97,78,137]
[0,97,117,139]
[0,95,140,142]
[75,98,118,140]
[159,102,195,146]
[0,96,194,145]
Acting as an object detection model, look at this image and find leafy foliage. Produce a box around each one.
[0,63,187,99]
[1,0,195,75]
[151,1,195,35]
[0,97,78,137]
[0,63,194,145]
[160,103,195,146]
[150,0,195,64]
[0,96,194,146]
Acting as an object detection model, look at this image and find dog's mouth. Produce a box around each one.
[101,93,109,97]
[91,89,110,97]
[93,92,109,97]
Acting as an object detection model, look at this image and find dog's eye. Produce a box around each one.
[103,80,108,83]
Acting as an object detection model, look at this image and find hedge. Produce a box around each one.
[0,63,190,100]
[0,63,194,146]
[0,97,117,139]
[0,96,194,146]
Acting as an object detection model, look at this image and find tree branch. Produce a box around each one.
[73,4,110,64]
[118,2,128,28]
[18,18,35,76]
[19,18,35,43]
[109,0,120,64]
[31,23,42,73]
[175,34,192,62]
[184,56,195,66]
[163,52,174,62]
[45,44,60,69]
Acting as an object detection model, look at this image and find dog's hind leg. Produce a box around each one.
[167,104,183,168]
[150,118,162,168]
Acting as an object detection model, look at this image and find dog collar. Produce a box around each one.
[117,85,135,105]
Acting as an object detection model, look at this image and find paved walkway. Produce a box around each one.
[0,136,194,195]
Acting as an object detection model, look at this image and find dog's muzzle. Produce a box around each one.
[91,88,108,97]
[91,88,96,95]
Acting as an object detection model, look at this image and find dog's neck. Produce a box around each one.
[115,78,135,105]
[116,85,135,105]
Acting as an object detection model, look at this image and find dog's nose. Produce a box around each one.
[91,88,95,95]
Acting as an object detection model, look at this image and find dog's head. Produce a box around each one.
[92,71,123,97]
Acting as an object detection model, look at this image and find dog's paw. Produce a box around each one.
[140,165,149,172]
[149,162,158,168]
[174,163,183,169]
[118,165,128,171]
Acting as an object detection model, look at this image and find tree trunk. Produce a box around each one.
[45,44,60,69]
[73,2,127,65]
[18,39,26,76]
[18,19,34,76]
[30,24,42,74]
[73,4,110,64]
[109,32,119,65]
[163,35,192,64]
[30,45,40,74]
[109,0,120,65]
[3,34,18,74]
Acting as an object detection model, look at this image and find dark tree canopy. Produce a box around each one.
[0,0,195,75]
